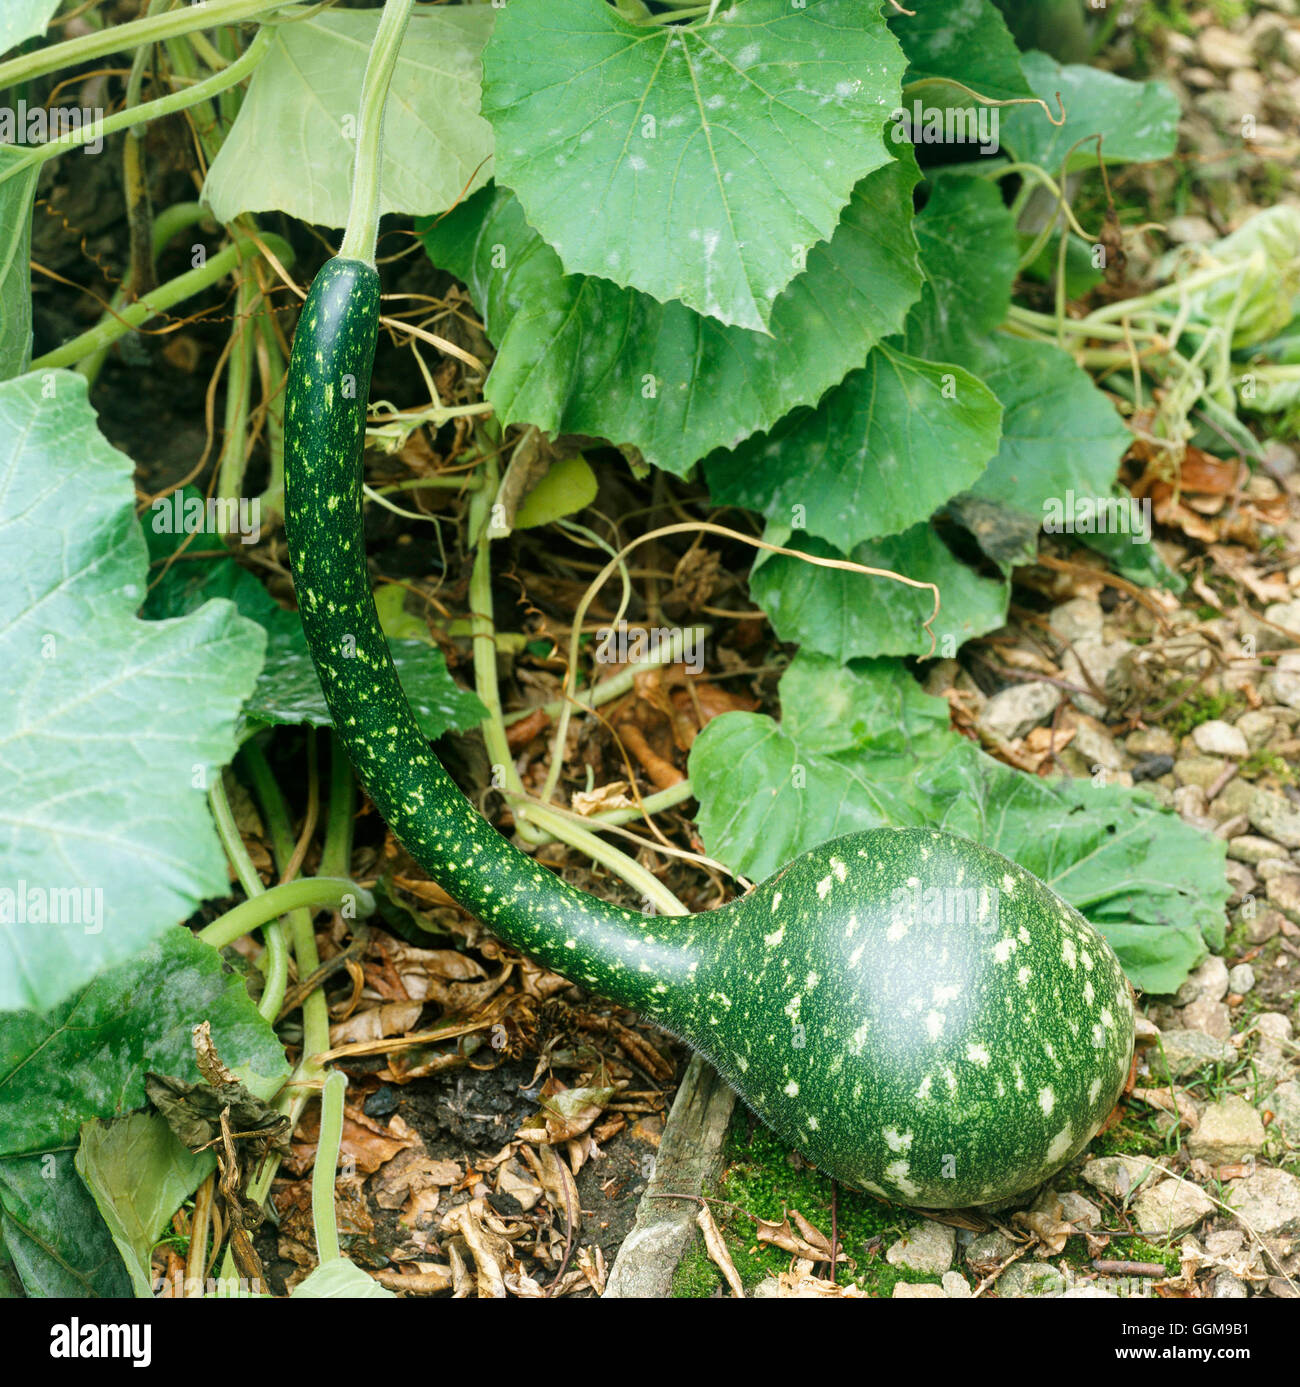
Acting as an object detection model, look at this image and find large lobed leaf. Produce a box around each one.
[203,7,495,227]
[705,342,1002,549]
[422,153,923,477]
[0,373,264,1014]
[483,0,907,331]
[690,655,1226,993]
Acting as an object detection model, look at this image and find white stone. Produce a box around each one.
[1192,719,1249,758]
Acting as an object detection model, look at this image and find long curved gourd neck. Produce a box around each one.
[284,258,716,1020]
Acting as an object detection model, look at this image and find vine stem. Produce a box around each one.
[206,773,289,1022]
[338,0,415,266]
[318,735,355,881]
[197,877,374,952]
[30,229,292,372]
[0,23,276,191]
[514,800,688,917]
[0,0,286,92]
[312,1070,348,1264]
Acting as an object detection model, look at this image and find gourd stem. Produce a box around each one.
[338,0,415,267]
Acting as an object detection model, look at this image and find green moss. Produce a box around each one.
[1088,1119,1164,1159]
[1241,749,1296,785]
[673,1113,942,1297]
[1163,683,1242,740]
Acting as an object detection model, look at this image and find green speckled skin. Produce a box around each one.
[285,257,1135,1207]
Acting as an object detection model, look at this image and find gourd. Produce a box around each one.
[282,1,1134,1211]
[282,255,1134,1207]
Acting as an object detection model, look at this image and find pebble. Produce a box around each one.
[1198,25,1256,69]
[1213,1273,1250,1298]
[1249,789,1300,849]
[1224,860,1256,904]
[964,1229,1017,1269]
[1187,1096,1267,1163]
[1228,963,1256,994]
[1174,756,1227,791]
[976,682,1060,742]
[1173,784,1209,822]
[1176,954,1230,1006]
[1060,639,1131,718]
[996,1263,1066,1298]
[1132,753,1175,783]
[1224,1167,1300,1236]
[1263,1079,1300,1144]
[886,1220,955,1275]
[1227,834,1288,864]
[1257,1012,1294,1046]
[1264,599,1300,645]
[892,1282,946,1298]
[1131,1178,1217,1237]
[1181,997,1233,1039]
[1152,1029,1236,1078]
[1072,719,1126,773]
[1269,652,1300,712]
[1235,709,1278,748]
[1192,719,1249,758]
[1163,214,1218,244]
[1243,908,1283,944]
[1126,727,1176,757]
[1265,870,1300,917]
[1080,1155,1162,1200]
[1059,1191,1101,1228]
[941,1270,972,1298]
[1049,596,1103,645]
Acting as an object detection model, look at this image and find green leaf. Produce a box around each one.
[901,183,1135,571]
[513,455,599,530]
[0,1157,132,1297]
[421,153,922,477]
[902,173,1019,361]
[292,1258,396,1298]
[890,0,1032,103]
[705,343,1001,547]
[483,0,906,331]
[957,335,1133,525]
[142,502,487,739]
[0,927,288,1297]
[0,1,61,54]
[202,7,495,227]
[75,1113,212,1298]
[0,373,264,1014]
[689,654,1225,991]
[0,149,37,379]
[999,51,1179,172]
[750,523,1009,661]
